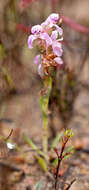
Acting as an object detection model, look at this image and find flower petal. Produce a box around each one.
[55,25,63,36]
[51,30,58,41]
[28,35,37,49]
[41,13,59,27]
[34,54,41,64]
[38,63,41,74]
[40,32,52,47]
[31,25,42,34]
[52,42,63,56]
[46,13,59,24]
[50,23,63,36]
[54,57,63,65]
[38,64,43,78]
[41,21,48,27]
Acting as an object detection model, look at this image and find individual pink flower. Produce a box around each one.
[41,16,62,36]
[40,32,52,48]
[31,25,42,34]
[28,28,52,49]
[51,29,63,43]
[52,41,63,57]
[51,30,58,41]
[53,24,63,36]
[44,13,59,25]
[28,35,37,49]
[48,13,59,23]
[54,57,63,65]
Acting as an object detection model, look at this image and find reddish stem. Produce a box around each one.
[20,0,39,7]
[61,15,89,35]
[16,24,31,34]
[54,137,69,190]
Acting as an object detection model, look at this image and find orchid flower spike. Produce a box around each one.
[28,13,63,77]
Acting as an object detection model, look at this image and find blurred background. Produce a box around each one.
[0,0,89,189]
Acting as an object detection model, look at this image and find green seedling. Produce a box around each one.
[54,129,74,190]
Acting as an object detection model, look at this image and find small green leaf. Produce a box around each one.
[52,158,58,167]
[24,135,48,160]
[24,135,38,150]
[62,154,70,161]
[63,146,74,155]
[36,156,47,172]
[51,132,63,151]
[2,67,14,90]
[33,180,43,190]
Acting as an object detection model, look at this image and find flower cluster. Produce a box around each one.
[28,13,63,77]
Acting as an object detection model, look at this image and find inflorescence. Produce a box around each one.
[28,13,63,77]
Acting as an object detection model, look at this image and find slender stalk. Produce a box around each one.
[55,157,61,189]
[40,77,52,154]
[43,111,48,154]
[54,137,69,189]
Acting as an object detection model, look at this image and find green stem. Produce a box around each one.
[40,76,52,154]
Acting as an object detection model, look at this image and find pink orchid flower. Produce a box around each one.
[28,13,63,76]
